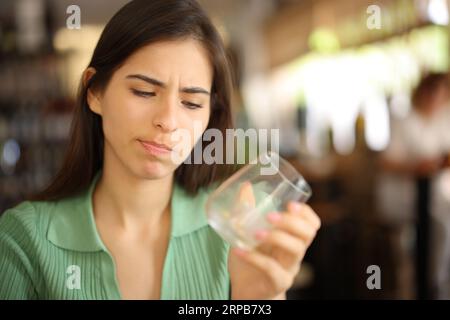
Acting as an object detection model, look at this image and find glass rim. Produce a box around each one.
[261,151,312,198]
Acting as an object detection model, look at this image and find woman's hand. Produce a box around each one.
[228,201,321,300]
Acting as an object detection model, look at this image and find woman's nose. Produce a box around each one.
[152,96,178,133]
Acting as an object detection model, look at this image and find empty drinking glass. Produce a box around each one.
[205,151,312,250]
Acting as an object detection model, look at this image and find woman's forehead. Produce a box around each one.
[119,39,213,82]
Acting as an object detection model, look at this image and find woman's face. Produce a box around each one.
[87,39,212,179]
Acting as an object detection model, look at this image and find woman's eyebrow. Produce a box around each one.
[126,74,165,87]
[181,87,210,96]
[125,73,210,96]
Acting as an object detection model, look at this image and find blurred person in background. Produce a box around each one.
[377,73,450,299]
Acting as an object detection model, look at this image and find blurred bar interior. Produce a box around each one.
[1,0,450,299]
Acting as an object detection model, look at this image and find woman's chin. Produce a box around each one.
[140,162,173,180]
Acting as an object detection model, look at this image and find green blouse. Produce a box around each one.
[0,172,231,299]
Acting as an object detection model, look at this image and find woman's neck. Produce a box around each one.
[93,153,174,231]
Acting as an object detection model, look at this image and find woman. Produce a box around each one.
[378,73,450,298]
[0,0,320,300]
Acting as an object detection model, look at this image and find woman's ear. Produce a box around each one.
[83,67,102,116]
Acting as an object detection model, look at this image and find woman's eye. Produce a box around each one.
[131,89,155,98]
[182,100,203,109]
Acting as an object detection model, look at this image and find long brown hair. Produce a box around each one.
[30,0,235,201]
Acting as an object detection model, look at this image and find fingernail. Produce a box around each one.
[233,248,248,257]
[289,202,303,214]
[254,229,269,240]
[267,212,282,223]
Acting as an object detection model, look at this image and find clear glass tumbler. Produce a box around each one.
[205,151,312,250]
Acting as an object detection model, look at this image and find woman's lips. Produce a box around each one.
[138,140,172,156]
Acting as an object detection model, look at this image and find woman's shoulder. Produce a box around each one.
[0,202,42,263]
[0,195,83,241]
[0,200,55,241]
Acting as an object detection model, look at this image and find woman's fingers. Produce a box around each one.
[255,229,306,270]
[287,202,321,230]
[232,247,295,293]
[266,210,319,246]
[237,181,256,208]
[252,203,320,269]
[228,203,320,297]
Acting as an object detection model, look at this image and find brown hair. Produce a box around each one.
[412,72,449,110]
[30,0,235,201]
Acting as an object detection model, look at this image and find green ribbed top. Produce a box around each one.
[0,172,231,300]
